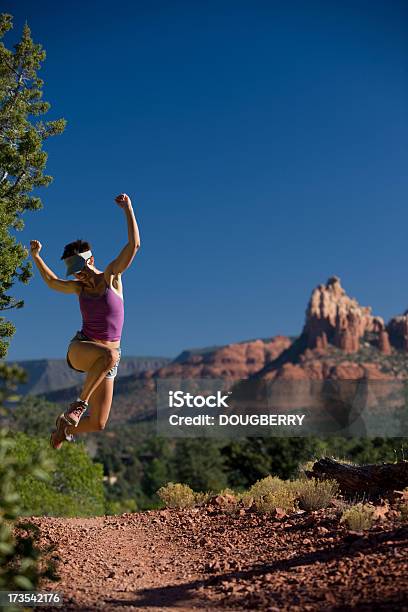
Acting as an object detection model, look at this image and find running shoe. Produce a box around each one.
[50,414,74,450]
[63,399,88,427]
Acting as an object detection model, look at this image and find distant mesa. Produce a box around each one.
[8,356,171,396]
[140,336,292,380]
[13,275,408,423]
[139,275,408,385]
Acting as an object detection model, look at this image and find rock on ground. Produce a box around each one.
[21,505,408,611]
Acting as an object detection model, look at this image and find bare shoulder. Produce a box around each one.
[72,279,83,295]
[48,278,82,295]
[68,279,83,295]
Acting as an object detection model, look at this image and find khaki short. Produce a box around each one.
[66,330,121,379]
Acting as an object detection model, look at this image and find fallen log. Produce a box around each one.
[305,457,408,496]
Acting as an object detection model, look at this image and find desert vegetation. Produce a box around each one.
[157,472,408,530]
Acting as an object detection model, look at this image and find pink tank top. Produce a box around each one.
[79,282,124,342]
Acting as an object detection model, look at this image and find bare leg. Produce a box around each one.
[66,377,115,436]
[67,341,120,403]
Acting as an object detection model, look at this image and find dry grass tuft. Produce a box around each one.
[254,488,297,513]
[340,503,376,530]
[400,503,408,522]
[295,477,339,511]
[193,491,213,506]
[156,482,196,508]
[242,475,284,501]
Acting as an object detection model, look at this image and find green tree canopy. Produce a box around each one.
[0,13,65,358]
[172,439,228,492]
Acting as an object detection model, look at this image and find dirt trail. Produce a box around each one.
[28,513,211,611]
[23,504,408,611]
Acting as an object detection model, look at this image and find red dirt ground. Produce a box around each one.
[21,502,408,611]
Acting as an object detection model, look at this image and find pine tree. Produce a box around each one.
[172,439,228,492]
[0,13,66,358]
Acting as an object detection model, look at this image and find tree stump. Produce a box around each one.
[305,457,408,496]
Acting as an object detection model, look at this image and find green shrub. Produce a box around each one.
[0,428,58,591]
[157,482,196,508]
[285,478,305,492]
[340,503,375,530]
[193,491,213,506]
[254,488,297,513]
[218,488,237,498]
[296,477,339,511]
[243,475,284,502]
[11,431,105,517]
[105,498,138,515]
[400,503,408,522]
[6,395,57,437]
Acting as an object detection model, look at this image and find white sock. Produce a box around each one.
[64,427,73,441]
[76,397,88,405]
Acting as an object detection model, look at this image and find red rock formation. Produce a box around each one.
[141,336,291,380]
[139,276,397,388]
[386,314,408,350]
[262,357,390,382]
[303,276,390,354]
[378,330,392,355]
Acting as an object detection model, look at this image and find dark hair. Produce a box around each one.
[61,239,92,260]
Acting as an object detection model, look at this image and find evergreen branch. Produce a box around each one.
[0,300,24,311]
[2,170,27,198]
[1,55,21,80]
[0,14,66,356]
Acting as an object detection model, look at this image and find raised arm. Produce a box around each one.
[30,240,80,294]
[105,193,141,275]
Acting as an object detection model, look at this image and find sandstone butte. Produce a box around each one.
[141,336,292,380]
[140,276,408,382]
[303,275,390,355]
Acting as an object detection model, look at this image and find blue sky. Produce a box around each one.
[2,0,408,360]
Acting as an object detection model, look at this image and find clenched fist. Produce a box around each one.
[115,193,132,209]
[30,240,42,256]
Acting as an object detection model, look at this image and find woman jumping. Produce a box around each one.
[30,192,140,449]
